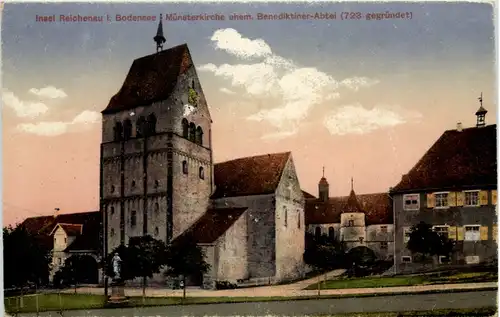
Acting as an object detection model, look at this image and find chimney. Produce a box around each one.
[457,122,463,132]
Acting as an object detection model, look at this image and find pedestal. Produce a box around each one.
[107,281,128,306]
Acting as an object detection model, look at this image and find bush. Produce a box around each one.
[215,280,237,290]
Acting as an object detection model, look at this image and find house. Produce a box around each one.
[390,105,497,273]
[304,172,394,261]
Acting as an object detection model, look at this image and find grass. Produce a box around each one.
[4,288,498,314]
[305,271,497,290]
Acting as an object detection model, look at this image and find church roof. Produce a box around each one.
[392,124,497,193]
[305,193,392,226]
[102,43,192,114]
[302,190,316,199]
[211,152,291,199]
[173,207,247,244]
[345,189,363,213]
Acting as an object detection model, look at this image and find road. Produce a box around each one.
[17,290,497,317]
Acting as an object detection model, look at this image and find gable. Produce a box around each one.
[392,124,497,192]
[211,152,291,199]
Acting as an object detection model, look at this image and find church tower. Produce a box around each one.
[318,167,329,202]
[100,17,214,255]
[340,178,366,248]
[475,92,487,128]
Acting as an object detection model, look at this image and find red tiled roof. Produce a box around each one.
[102,43,192,114]
[174,208,247,244]
[392,124,497,193]
[211,152,291,199]
[305,193,392,226]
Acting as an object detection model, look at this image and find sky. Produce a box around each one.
[2,2,497,226]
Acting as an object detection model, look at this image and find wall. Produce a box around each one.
[214,212,248,283]
[366,224,394,260]
[212,194,276,279]
[394,190,498,273]
[340,213,366,250]
[274,155,306,281]
[307,223,342,240]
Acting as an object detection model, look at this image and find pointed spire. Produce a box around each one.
[351,177,354,191]
[154,14,166,52]
[322,166,325,178]
[475,93,487,127]
[345,179,363,213]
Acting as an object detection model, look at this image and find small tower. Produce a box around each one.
[318,167,329,202]
[345,178,363,213]
[476,92,487,128]
[154,14,166,52]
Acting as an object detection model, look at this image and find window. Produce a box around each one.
[199,166,204,179]
[196,126,204,145]
[315,227,321,238]
[297,212,301,229]
[380,242,388,249]
[433,226,449,239]
[123,119,132,140]
[381,225,388,233]
[154,227,159,236]
[328,227,334,238]
[111,185,115,193]
[182,160,188,174]
[136,116,146,137]
[464,191,480,207]
[404,228,411,243]
[113,122,123,141]
[131,210,137,227]
[359,237,364,243]
[110,206,115,215]
[154,180,159,189]
[403,194,420,210]
[189,122,196,142]
[154,203,160,215]
[58,258,62,265]
[147,113,157,135]
[182,119,189,138]
[110,228,115,237]
[465,255,480,264]
[348,220,354,227]
[64,238,67,244]
[464,225,480,241]
[131,180,136,189]
[402,256,412,263]
[284,206,288,227]
[435,192,449,208]
[439,255,450,264]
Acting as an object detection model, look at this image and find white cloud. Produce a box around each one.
[211,28,272,59]
[200,29,380,140]
[29,86,68,99]
[340,77,380,91]
[220,88,236,95]
[16,110,101,136]
[2,89,49,118]
[323,103,422,136]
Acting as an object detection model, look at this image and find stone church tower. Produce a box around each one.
[100,16,214,255]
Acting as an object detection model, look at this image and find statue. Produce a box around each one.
[111,253,122,281]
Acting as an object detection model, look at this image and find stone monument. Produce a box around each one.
[108,253,127,305]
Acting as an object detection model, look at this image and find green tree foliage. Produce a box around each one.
[56,255,95,293]
[164,236,210,299]
[303,232,346,271]
[407,221,454,262]
[3,225,51,289]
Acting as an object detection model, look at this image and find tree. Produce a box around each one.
[407,221,454,263]
[303,232,346,271]
[106,236,168,300]
[164,236,210,299]
[56,255,91,293]
[3,225,51,289]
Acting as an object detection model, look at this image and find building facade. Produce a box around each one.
[304,174,394,261]
[391,106,497,273]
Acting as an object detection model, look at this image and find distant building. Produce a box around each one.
[304,172,394,261]
[99,17,305,288]
[391,104,497,273]
[21,211,102,284]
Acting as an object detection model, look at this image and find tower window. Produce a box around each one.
[189,122,196,142]
[113,122,123,141]
[110,206,115,215]
[284,206,288,227]
[315,226,321,238]
[154,203,160,215]
[182,119,189,138]
[154,227,159,236]
[136,116,146,137]
[154,180,160,189]
[328,226,334,238]
[147,113,157,135]
[297,211,301,229]
[123,119,132,140]
[199,166,204,179]
[131,180,136,189]
[182,160,188,174]
[192,80,195,89]
[348,220,354,227]
[196,126,204,145]
[110,185,115,193]
[131,210,137,227]
[110,228,115,237]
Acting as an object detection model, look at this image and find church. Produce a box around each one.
[99,17,306,288]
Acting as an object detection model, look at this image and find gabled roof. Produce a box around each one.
[173,208,248,244]
[305,193,392,226]
[392,124,497,193]
[211,152,291,199]
[345,189,364,213]
[20,211,101,252]
[102,43,192,114]
[50,223,83,236]
[302,190,316,199]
